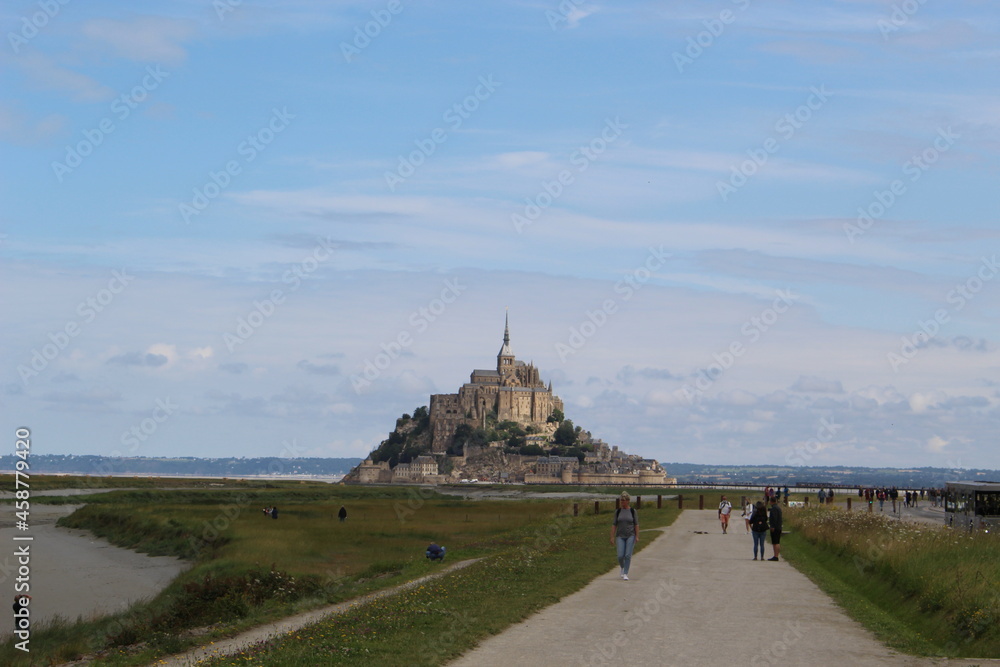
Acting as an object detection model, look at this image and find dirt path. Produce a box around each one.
[447,510,991,667]
[155,558,481,666]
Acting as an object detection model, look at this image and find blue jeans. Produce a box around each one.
[616,535,636,574]
[751,530,766,558]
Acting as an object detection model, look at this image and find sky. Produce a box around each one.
[2,0,999,471]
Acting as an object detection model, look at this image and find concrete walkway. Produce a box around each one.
[448,510,962,667]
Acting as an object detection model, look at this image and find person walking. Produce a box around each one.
[271,506,278,520]
[610,491,638,580]
[750,501,768,560]
[767,496,783,561]
[743,499,754,534]
[718,495,732,534]
[338,505,348,522]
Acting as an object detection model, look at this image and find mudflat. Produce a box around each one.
[0,504,186,633]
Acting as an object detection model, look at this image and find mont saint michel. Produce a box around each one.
[347,315,672,485]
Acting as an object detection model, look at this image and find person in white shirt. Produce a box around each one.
[718,495,733,534]
[742,500,754,534]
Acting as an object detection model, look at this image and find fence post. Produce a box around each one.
[594,500,600,515]
[804,496,809,506]
[699,494,704,510]
[678,494,683,509]
[573,503,578,517]
[657,495,662,509]
[636,496,642,509]
[847,497,852,511]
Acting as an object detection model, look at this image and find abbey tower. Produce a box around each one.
[429,313,563,452]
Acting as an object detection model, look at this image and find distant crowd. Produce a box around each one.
[856,486,947,512]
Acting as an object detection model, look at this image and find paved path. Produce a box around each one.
[156,558,481,666]
[448,510,969,667]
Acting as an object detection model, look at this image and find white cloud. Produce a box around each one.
[81,17,196,64]
[0,105,66,144]
[16,53,113,102]
[926,435,949,453]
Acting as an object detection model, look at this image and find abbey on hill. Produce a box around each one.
[428,312,563,452]
[348,314,672,485]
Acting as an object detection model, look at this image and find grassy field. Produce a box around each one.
[783,506,1000,659]
[198,503,682,666]
[0,482,680,666]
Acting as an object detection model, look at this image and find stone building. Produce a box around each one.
[391,455,439,482]
[430,314,564,452]
[356,457,391,483]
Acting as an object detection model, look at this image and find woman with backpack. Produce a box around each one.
[609,491,638,580]
[749,501,768,561]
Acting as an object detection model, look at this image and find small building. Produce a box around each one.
[944,481,1000,531]
[534,455,580,477]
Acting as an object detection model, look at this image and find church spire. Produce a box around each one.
[497,309,514,370]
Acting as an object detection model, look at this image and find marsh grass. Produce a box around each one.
[0,489,586,666]
[784,506,1000,658]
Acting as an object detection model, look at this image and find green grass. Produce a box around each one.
[200,504,682,666]
[0,487,657,666]
[783,506,1000,659]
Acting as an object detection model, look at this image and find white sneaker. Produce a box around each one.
[622,573,629,580]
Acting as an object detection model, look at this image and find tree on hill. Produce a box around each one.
[448,423,489,456]
[547,408,564,423]
[553,419,577,447]
[370,406,433,466]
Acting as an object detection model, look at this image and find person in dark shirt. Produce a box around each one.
[768,496,783,561]
[338,506,347,522]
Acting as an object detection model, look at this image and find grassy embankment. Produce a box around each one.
[782,506,1000,659]
[0,483,679,666]
[199,499,681,667]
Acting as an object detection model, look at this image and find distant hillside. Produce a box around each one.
[665,463,1000,488]
[1,454,361,477]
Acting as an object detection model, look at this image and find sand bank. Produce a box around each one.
[0,504,187,634]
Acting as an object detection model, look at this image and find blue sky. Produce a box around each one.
[2,0,999,470]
